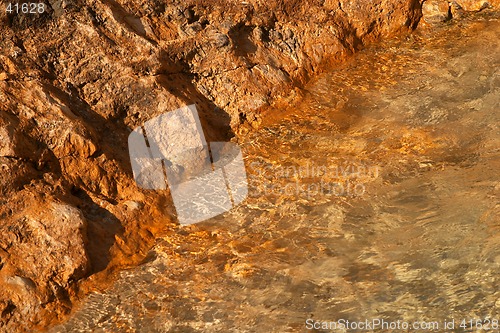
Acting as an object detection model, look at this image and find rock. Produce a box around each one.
[0,197,90,330]
[252,26,266,42]
[48,0,66,17]
[123,200,142,211]
[0,116,15,157]
[449,1,466,17]
[211,32,230,48]
[422,0,498,23]
[455,0,491,10]
[269,29,283,42]
[422,0,451,23]
[6,276,36,291]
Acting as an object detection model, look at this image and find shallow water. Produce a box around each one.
[51,12,499,333]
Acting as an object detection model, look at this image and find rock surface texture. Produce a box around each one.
[421,0,499,22]
[0,0,498,331]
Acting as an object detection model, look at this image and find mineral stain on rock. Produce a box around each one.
[0,0,499,332]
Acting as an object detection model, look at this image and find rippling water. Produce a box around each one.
[51,11,499,333]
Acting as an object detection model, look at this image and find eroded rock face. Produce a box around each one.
[0,0,497,331]
[0,195,89,331]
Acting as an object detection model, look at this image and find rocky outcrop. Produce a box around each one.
[0,198,89,332]
[0,0,498,331]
